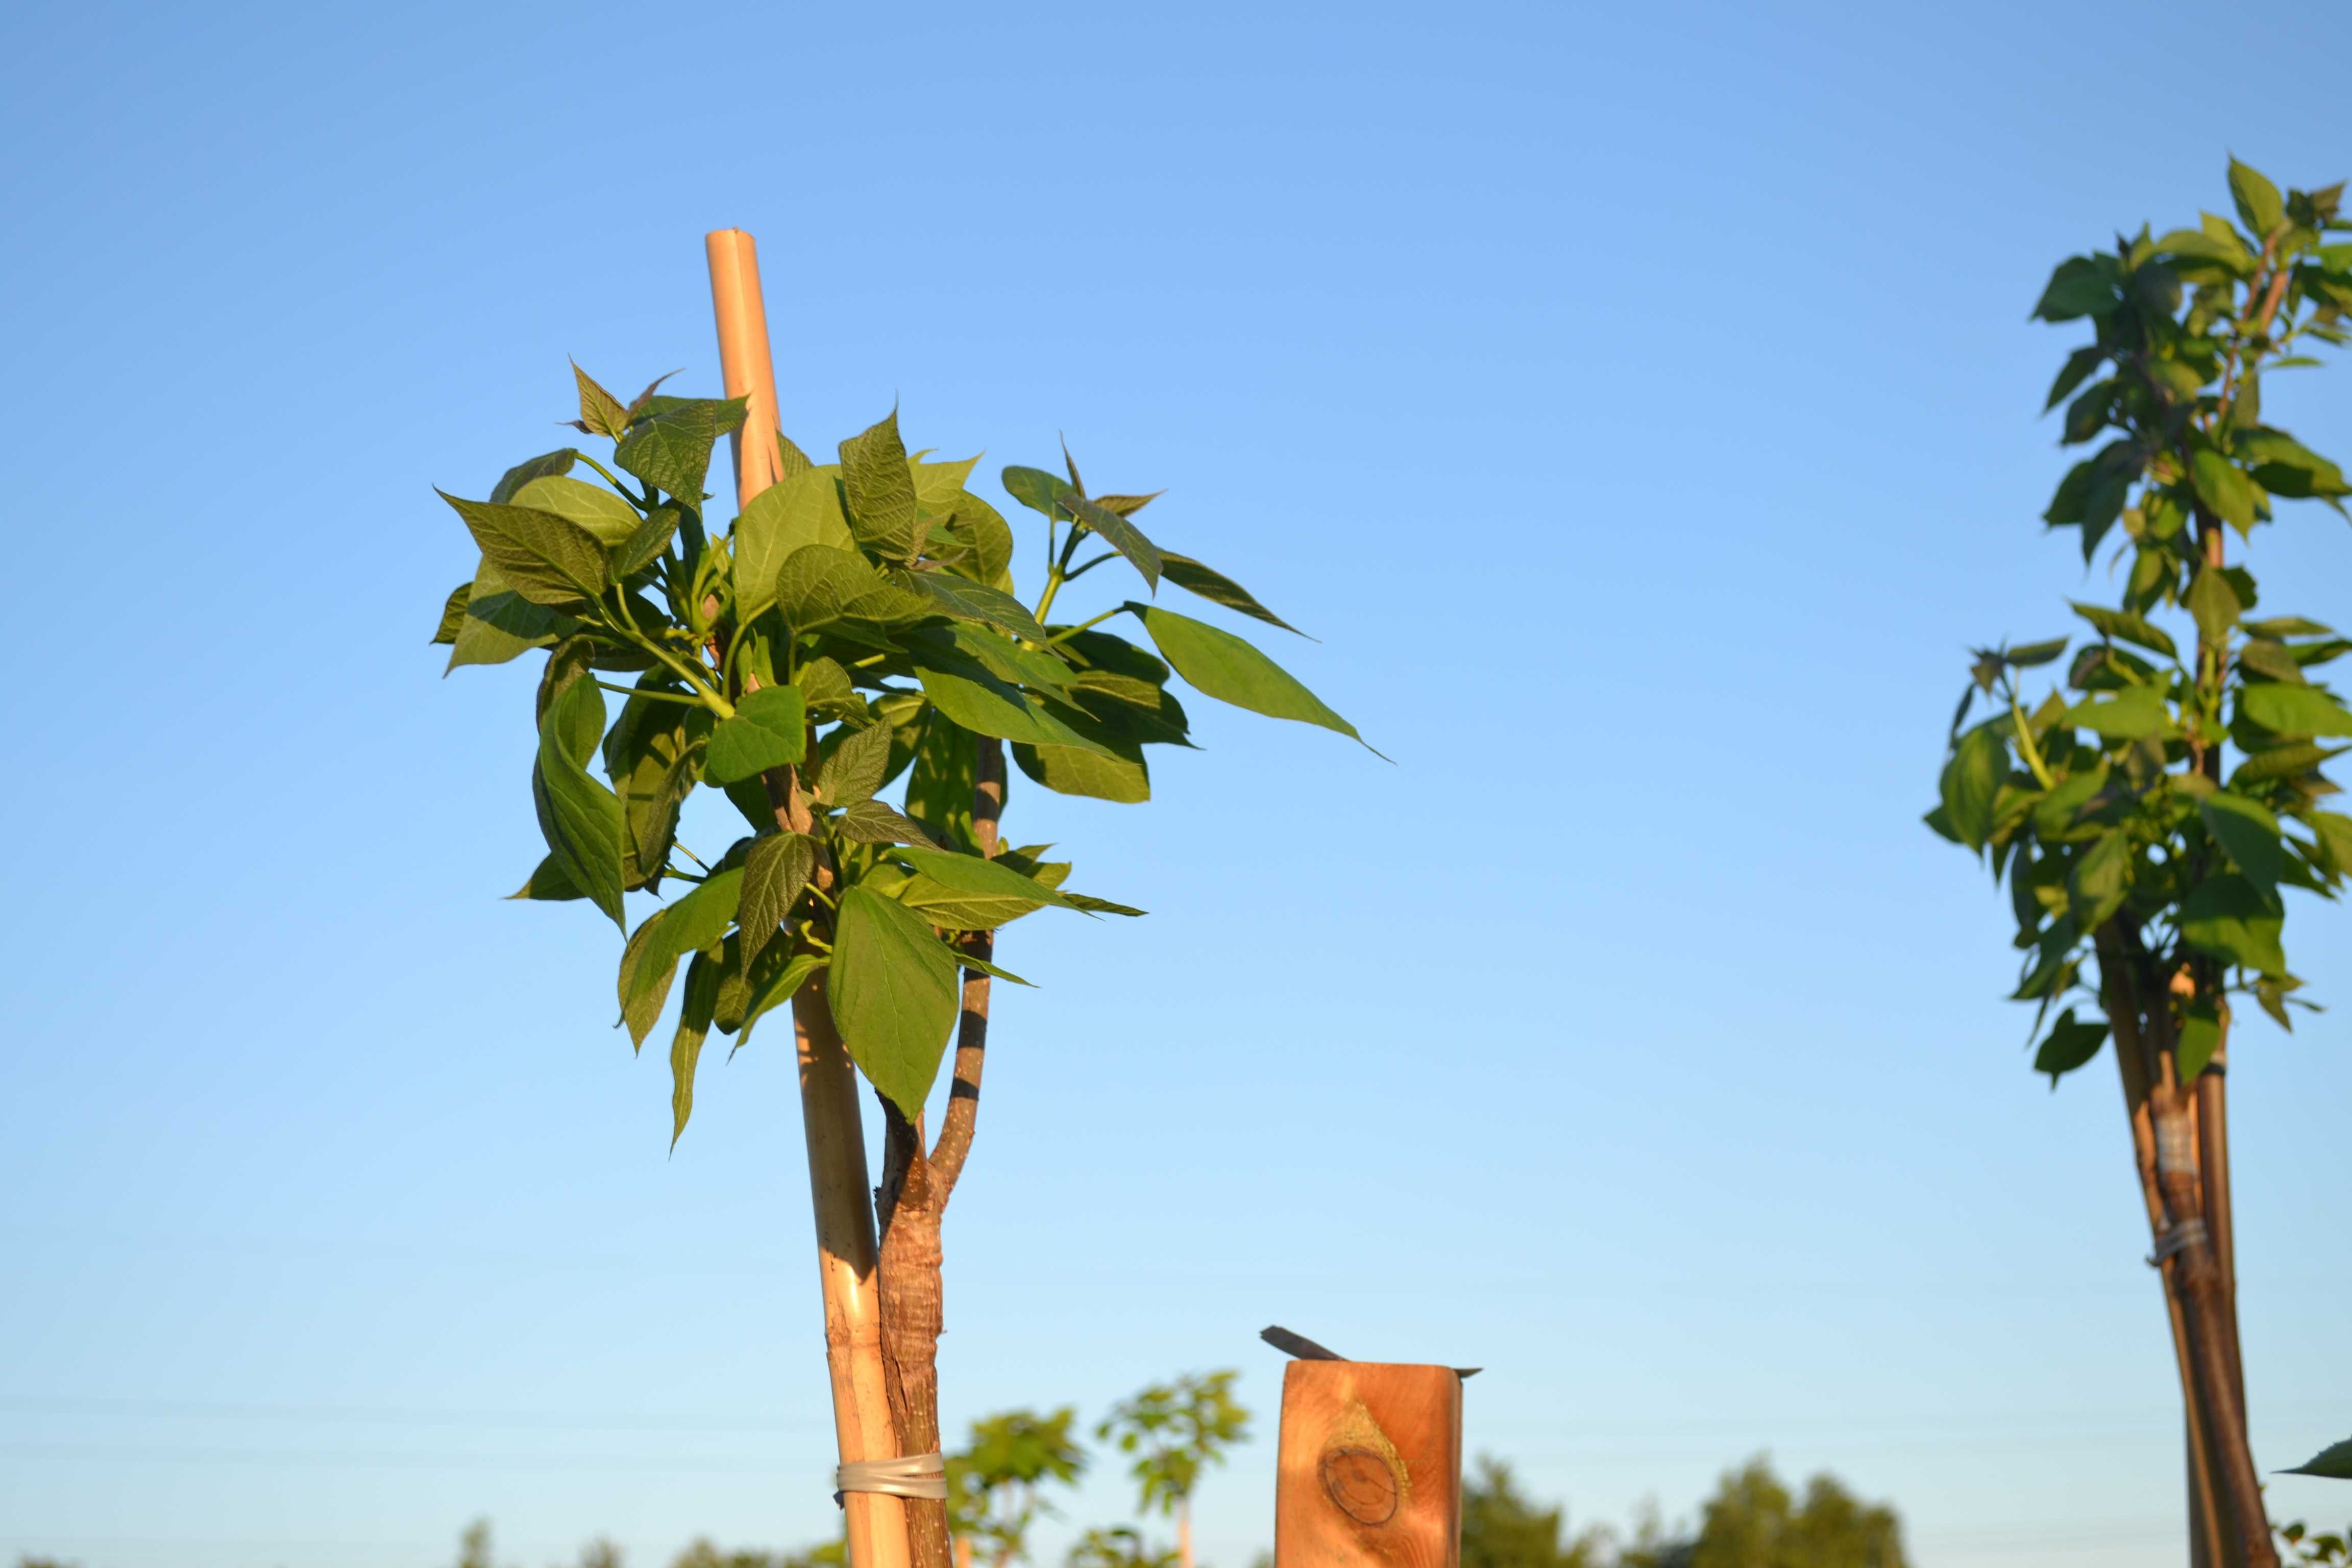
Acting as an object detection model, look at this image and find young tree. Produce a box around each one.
[1676,1459,1905,1568]
[1095,1372,1251,1568]
[1063,1530,1178,1568]
[947,1407,1088,1568]
[1928,162,2352,1568]
[432,242,1364,1568]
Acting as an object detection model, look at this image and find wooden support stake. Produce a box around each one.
[707,227,910,1568]
[1276,1363,1462,1568]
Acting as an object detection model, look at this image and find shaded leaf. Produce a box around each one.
[2241,682,2352,737]
[491,449,578,504]
[830,887,961,1117]
[1060,492,1163,590]
[670,948,721,1148]
[1159,551,1304,635]
[1941,724,2006,852]
[2281,1436,2352,1479]
[814,716,895,806]
[2061,683,2172,739]
[705,684,808,786]
[2033,1008,2109,1087]
[741,831,817,974]
[839,409,923,562]
[509,854,583,902]
[1013,740,1150,802]
[532,677,626,929]
[2178,875,2287,976]
[2200,792,2284,892]
[2070,601,2178,658]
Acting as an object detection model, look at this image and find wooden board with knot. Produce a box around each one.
[1274,1361,1462,1568]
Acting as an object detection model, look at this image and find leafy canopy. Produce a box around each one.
[434,372,1366,1140]
[1094,1369,1251,1517]
[1927,161,2352,1084]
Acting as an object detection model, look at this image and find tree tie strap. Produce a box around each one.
[834,1452,947,1506]
[2148,1218,2208,1266]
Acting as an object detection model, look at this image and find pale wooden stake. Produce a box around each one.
[1275,1362,1461,1568]
[707,227,910,1568]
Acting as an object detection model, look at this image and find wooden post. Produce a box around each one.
[1275,1363,1462,1568]
[707,227,910,1568]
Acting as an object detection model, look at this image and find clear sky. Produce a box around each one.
[3,3,2349,1566]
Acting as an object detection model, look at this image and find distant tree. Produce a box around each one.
[16,1557,79,1568]
[672,1538,844,1568]
[1672,1459,1905,1568]
[1096,1372,1251,1568]
[577,1540,624,1568]
[1459,1456,1609,1568]
[1064,1528,1179,1568]
[458,1520,505,1568]
[947,1406,1088,1568]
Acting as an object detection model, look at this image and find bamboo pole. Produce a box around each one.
[707,227,910,1568]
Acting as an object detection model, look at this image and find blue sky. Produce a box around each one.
[3,3,2349,1566]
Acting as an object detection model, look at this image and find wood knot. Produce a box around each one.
[1321,1446,1400,1525]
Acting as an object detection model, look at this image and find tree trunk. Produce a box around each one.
[874,738,1007,1568]
[2097,926,2273,1568]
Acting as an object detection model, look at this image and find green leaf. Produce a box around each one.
[2044,346,2106,413]
[509,854,583,902]
[432,583,471,645]
[830,886,962,1117]
[839,410,924,562]
[532,677,626,929]
[1060,492,1163,591]
[2241,682,2352,738]
[897,843,1084,925]
[615,396,747,502]
[952,948,1035,986]
[704,684,807,786]
[905,714,979,850]
[813,718,895,806]
[2201,792,2285,892]
[2176,1001,2224,1083]
[617,868,746,1047]
[740,831,816,974]
[2191,447,2260,533]
[925,623,1072,690]
[2033,256,2117,321]
[797,655,859,717]
[2032,1008,2109,1087]
[1013,741,1150,803]
[2061,683,2172,739]
[603,681,707,892]
[731,465,853,617]
[2228,156,2285,237]
[1138,604,1362,744]
[2006,637,2069,668]
[2282,1437,2352,1479]
[739,949,827,1047]
[1941,724,2007,852]
[2310,811,2352,878]
[2231,742,2348,786]
[2178,875,2287,976]
[447,560,578,669]
[441,492,613,609]
[2237,428,2351,499]
[670,948,721,1148]
[1061,891,1146,917]
[2067,830,2132,932]
[616,506,683,578]
[491,449,578,504]
[572,362,630,439]
[2068,602,2177,658]
[837,799,937,845]
[1158,551,1304,636]
[1001,464,1074,518]
[903,571,1051,643]
[2238,638,2307,685]
[510,475,643,546]
[2185,568,2243,648]
[915,663,1119,755]
[777,544,928,631]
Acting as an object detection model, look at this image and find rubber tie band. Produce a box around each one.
[2148,1218,2208,1266]
[834,1452,947,1507]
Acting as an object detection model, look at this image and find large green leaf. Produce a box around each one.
[1014,741,1150,802]
[2185,568,2243,647]
[2238,428,2351,499]
[836,800,937,845]
[670,948,721,1148]
[448,559,579,670]
[2061,683,2172,739]
[2178,874,2287,976]
[617,868,746,1046]
[572,363,630,439]
[898,843,1083,919]
[2241,682,2352,737]
[509,855,583,902]
[923,623,1071,690]
[1001,464,1073,518]
[2032,256,2117,321]
[2283,1436,2352,1479]
[830,886,961,1117]
[813,718,895,806]
[2191,447,2259,533]
[2069,602,2178,658]
[704,685,807,786]
[616,396,747,502]
[2032,1008,2109,1087]
[1137,605,1361,744]
[739,950,827,1047]
[915,663,1119,755]
[431,583,471,645]
[777,544,928,631]
[2067,830,2132,931]
[532,677,626,929]
[442,492,612,609]
[903,572,1051,644]
[1941,725,2006,852]
[508,476,643,546]
[740,831,816,974]
[491,448,577,504]
[1159,551,1303,635]
[731,465,853,616]
[1060,492,1163,591]
[904,715,979,849]
[840,410,923,562]
[603,681,707,892]
[2228,157,2284,237]
[2200,792,2284,892]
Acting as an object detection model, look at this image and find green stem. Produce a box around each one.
[1046,607,1125,645]
[2007,678,2056,790]
[572,451,649,509]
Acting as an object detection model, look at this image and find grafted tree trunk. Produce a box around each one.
[876,738,1007,1568]
[2098,922,2274,1568]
